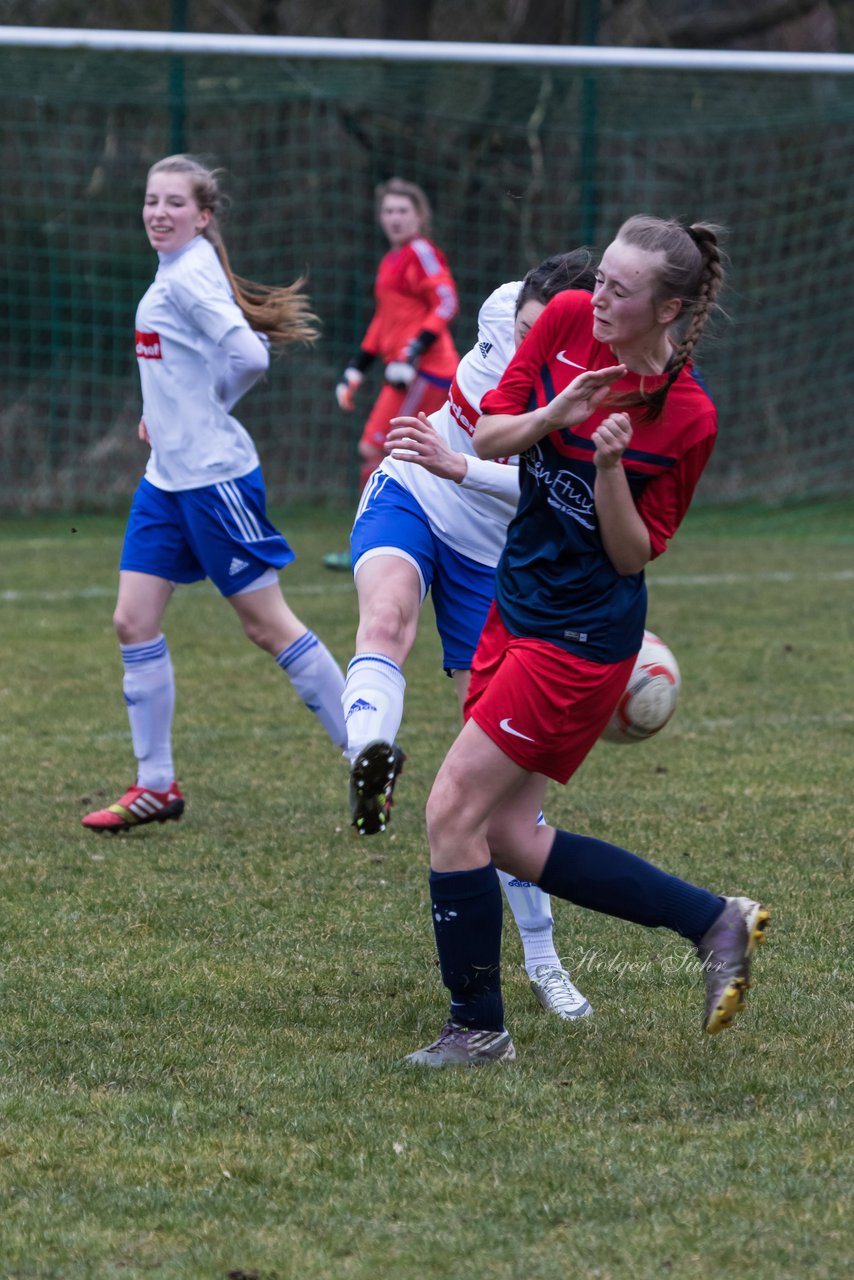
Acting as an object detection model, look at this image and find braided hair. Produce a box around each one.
[147,155,319,349]
[608,215,725,420]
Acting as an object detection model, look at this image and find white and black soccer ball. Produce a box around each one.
[601,630,681,745]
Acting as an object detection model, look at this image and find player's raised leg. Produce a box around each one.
[342,552,418,834]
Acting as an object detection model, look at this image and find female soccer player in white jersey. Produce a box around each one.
[404,216,770,1067]
[82,154,347,833]
[340,250,598,1020]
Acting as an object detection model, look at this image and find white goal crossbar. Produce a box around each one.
[1,26,853,75]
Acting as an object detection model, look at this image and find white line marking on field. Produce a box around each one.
[690,713,854,730]
[1,709,850,752]
[651,570,854,585]
[0,582,355,603]
[2,569,853,604]
[1,586,113,602]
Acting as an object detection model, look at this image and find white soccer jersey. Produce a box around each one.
[381,280,522,566]
[135,235,264,491]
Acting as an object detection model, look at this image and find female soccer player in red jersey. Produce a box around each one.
[405,216,770,1065]
[326,178,459,568]
[82,155,347,833]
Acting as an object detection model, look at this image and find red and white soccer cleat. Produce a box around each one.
[81,782,185,833]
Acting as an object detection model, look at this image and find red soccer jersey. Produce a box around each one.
[361,237,459,377]
[481,289,717,558]
[478,290,717,663]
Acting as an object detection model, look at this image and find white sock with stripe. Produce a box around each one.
[342,652,406,763]
[120,635,175,792]
[276,631,347,748]
[497,868,563,979]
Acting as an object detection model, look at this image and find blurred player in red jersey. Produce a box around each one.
[325,178,459,570]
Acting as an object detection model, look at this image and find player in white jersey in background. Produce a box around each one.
[82,154,347,833]
[341,250,597,1020]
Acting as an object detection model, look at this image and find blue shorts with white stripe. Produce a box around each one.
[120,467,294,596]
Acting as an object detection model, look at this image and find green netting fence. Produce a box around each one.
[1,35,853,512]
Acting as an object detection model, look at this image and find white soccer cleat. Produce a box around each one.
[530,966,592,1020]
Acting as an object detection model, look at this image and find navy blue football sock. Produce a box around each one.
[538,830,723,944]
[429,864,505,1031]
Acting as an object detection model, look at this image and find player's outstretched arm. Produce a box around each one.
[474,365,626,459]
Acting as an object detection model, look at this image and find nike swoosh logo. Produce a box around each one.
[499,717,536,742]
[556,351,587,370]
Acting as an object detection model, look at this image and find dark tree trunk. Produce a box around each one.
[380,0,436,40]
[255,0,284,35]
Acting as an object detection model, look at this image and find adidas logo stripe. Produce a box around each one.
[346,697,378,721]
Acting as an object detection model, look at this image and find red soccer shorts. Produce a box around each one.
[465,603,636,784]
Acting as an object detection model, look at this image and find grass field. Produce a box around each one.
[1,500,852,1279]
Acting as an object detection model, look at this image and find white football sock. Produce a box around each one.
[276,631,347,749]
[342,652,406,761]
[120,635,175,792]
[497,868,563,979]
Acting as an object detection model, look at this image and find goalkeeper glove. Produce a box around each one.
[385,329,439,389]
[336,347,375,410]
[335,367,363,411]
[384,360,418,389]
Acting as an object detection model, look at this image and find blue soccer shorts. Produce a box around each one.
[120,467,295,597]
[350,471,495,671]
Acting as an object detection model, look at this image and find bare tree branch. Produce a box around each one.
[613,0,839,49]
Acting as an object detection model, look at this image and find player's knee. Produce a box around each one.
[359,614,408,652]
[112,607,130,643]
[425,779,452,844]
[489,820,552,883]
[486,817,526,863]
[113,604,149,646]
[358,599,414,654]
[240,615,278,653]
[426,772,472,848]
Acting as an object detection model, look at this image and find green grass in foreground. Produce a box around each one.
[0,501,852,1279]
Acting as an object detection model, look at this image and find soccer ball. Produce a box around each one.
[600,631,681,745]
